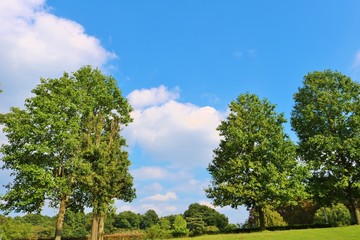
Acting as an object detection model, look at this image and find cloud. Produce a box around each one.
[131,167,171,180]
[143,192,177,202]
[198,200,215,209]
[0,0,115,112]
[126,87,223,167]
[127,85,180,110]
[0,0,116,203]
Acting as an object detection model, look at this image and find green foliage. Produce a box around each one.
[186,216,206,236]
[63,210,89,237]
[0,216,36,240]
[0,74,82,213]
[223,223,239,233]
[172,215,189,238]
[0,66,136,239]
[291,70,360,224]
[184,203,229,232]
[145,224,171,239]
[204,225,220,234]
[206,93,306,229]
[245,207,287,228]
[314,203,351,227]
[140,210,159,229]
[277,200,318,225]
[114,211,141,230]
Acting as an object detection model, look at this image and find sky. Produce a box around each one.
[1,0,360,224]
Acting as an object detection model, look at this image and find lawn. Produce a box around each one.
[168,225,360,240]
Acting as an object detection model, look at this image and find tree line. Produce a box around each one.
[206,70,360,230]
[0,203,232,239]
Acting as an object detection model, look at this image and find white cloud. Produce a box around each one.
[127,85,180,110]
[143,192,177,202]
[131,167,170,180]
[126,87,223,167]
[0,0,115,112]
[198,200,215,209]
[0,0,115,201]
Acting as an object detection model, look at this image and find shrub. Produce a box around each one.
[204,225,220,234]
[104,230,145,240]
[244,207,287,228]
[314,203,351,227]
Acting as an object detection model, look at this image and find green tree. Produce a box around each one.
[291,70,360,224]
[206,93,306,230]
[0,66,135,240]
[69,66,135,240]
[172,215,189,237]
[140,210,159,229]
[186,216,205,236]
[277,199,318,225]
[0,74,83,240]
[245,207,287,228]
[63,210,89,238]
[183,203,228,232]
[314,203,351,227]
[114,211,141,229]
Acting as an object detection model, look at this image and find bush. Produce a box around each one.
[244,207,287,228]
[104,230,145,240]
[314,203,351,227]
[204,225,220,234]
[145,224,171,239]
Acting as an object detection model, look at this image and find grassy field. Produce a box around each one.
[168,225,360,240]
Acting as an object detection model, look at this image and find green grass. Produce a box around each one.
[168,225,360,240]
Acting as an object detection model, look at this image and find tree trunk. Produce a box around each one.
[91,213,99,240]
[257,206,266,231]
[54,196,69,240]
[98,214,105,240]
[349,194,360,225]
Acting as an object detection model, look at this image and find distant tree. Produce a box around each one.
[22,214,55,238]
[172,215,189,237]
[314,203,351,227]
[114,211,141,230]
[206,93,306,230]
[291,70,360,224]
[63,210,89,238]
[140,210,159,229]
[245,207,287,228]
[186,216,205,236]
[277,199,318,225]
[183,203,228,231]
[0,216,36,240]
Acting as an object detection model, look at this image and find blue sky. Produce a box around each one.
[1,0,360,224]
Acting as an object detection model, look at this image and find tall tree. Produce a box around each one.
[206,93,305,230]
[0,66,135,240]
[72,66,135,240]
[0,74,83,240]
[291,70,360,224]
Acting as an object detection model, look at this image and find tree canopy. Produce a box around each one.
[0,66,135,240]
[206,93,306,230]
[291,70,360,224]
